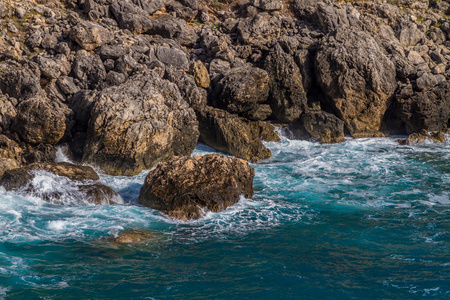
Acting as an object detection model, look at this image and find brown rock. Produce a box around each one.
[110,229,159,243]
[196,107,271,162]
[69,21,113,51]
[192,60,210,88]
[138,154,255,221]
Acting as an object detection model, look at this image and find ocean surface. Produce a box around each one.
[0,134,449,299]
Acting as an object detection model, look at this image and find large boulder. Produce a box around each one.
[264,46,307,123]
[0,94,16,133]
[196,107,271,162]
[0,162,122,205]
[82,71,199,176]
[396,82,450,133]
[13,95,70,145]
[212,67,270,115]
[69,20,113,51]
[299,111,345,144]
[138,154,255,221]
[0,61,41,101]
[0,135,22,177]
[72,52,107,90]
[315,29,397,137]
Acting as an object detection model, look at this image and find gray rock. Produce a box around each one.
[72,52,107,89]
[253,0,283,11]
[397,22,424,47]
[0,61,41,101]
[82,71,199,176]
[57,76,80,96]
[164,67,207,108]
[264,46,307,123]
[0,94,16,133]
[33,54,71,80]
[69,20,113,51]
[315,29,397,137]
[26,30,43,49]
[97,44,127,60]
[110,1,153,33]
[212,67,270,115]
[132,0,165,14]
[155,46,189,70]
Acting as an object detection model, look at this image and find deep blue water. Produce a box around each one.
[0,137,449,299]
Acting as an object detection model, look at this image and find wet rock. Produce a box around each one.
[396,82,450,133]
[212,67,269,115]
[69,20,113,51]
[398,130,447,145]
[138,154,254,221]
[82,71,199,176]
[315,29,397,137]
[299,111,345,144]
[264,46,307,123]
[0,162,122,205]
[196,107,271,162]
[13,95,70,145]
[109,229,159,244]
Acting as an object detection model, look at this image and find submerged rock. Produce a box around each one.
[397,130,447,145]
[0,162,122,205]
[109,229,159,244]
[138,154,255,221]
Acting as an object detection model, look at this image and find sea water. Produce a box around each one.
[0,136,449,299]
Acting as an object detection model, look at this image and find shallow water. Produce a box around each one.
[0,137,449,299]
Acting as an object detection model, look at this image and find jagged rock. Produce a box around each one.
[243,104,272,121]
[138,154,254,221]
[253,0,283,11]
[69,20,113,51]
[82,71,199,176]
[164,66,207,108]
[0,162,122,205]
[192,60,210,88]
[33,54,71,80]
[97,44,127,60]
[264,46,307,123]
[196,107,271,162]
[132,0,165,14]
[299,111,345,144]
[315,29,397,137]
[396,82,450,133]
[57,76,80,96]
[155,46,189,70]
[110,1,153,33]
[212,67,270,115]
[397,22,424,48]
[398,130,447,145]
[13,95,70,145]
[72,52,107,89]
[0,135,22,177]
[0,94,16,133]
[0,61,41,101]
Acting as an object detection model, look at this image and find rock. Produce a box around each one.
[0,162,122,205]
[253,0,283,11]
[264,46,307,123]
[212,67,270,115]
[397,22,424,48]
[57,76,80,96]
[26,30,43,49]
[191,60,210,88]
[398,130,447,145]
[155,46,189,70]
[13,95,69,145]
[0,135,22,177]
[0,61,41,101]
[33,54,71,80]
[300,111,345,144]
[0,94,16,133]
[109,229,159,243]
[69,20,113,51]
[416,73,442,91]
[315,29,397,137]
[110,1,153,33]
[396,82,450,133]
[132,0,165,14]
[164,66,207,108]
[97,44,127,60]
[72,52,107,89]
[243,104,272,121]
[138,154,254,221]
[196,107,271,162]
[82,71,199,176]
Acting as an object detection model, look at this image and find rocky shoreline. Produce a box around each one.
[0,0,449,219]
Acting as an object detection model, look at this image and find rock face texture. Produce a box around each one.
[138,154,255,221]
[300,111,345,144]
[315,29,397,137]
[0,162,122,205]
[196,107,271,162]
[82,71,199,176]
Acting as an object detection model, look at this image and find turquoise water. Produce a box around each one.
[0,137,449,299]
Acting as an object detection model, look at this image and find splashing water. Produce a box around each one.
[0,138,449,299]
